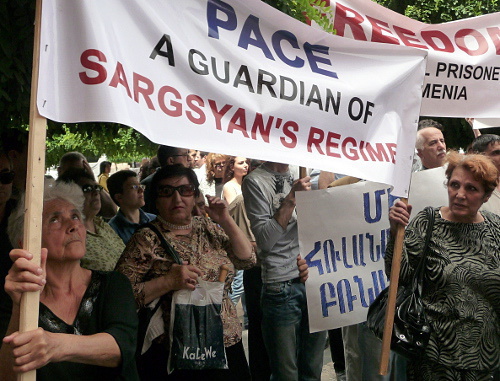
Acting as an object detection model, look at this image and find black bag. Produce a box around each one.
[366,206,434,359]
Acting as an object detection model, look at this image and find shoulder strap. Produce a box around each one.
[142,222,183,265]
[412,206,435,292]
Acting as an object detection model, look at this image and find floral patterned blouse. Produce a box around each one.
[115,215,256,347]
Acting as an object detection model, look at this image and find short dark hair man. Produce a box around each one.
[107,170,156,244]
[470,134,500,215]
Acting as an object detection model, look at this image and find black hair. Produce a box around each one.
[150,164,200,202]
[107,170,137,205]
[470,134,500,154]
[99,161,112,175]
[157,145,180,167]
[57,167,94,184]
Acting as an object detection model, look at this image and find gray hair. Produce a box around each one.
[415,129,425,150]
[8,179,85,248]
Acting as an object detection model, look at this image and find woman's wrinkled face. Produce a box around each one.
[42,199,86,261]
[447,166,489,222]
[156,176,195,224]
[232,157,248,179]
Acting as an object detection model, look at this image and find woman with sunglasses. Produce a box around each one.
[199,153,227,199]
[57,168,125,271]
[116,164,255,380]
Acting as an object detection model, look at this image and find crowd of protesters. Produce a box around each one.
[0,121,498,380]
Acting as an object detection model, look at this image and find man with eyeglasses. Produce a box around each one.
[107,170,156,244]
[141,145,193,213]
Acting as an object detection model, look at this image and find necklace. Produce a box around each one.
[163,219,193,231]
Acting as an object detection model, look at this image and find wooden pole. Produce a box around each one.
[299,166,307,178]
[18,0,46,379]
[378,197,408,375]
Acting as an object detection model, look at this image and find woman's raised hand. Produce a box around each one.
[5,249,47,306]
[204,195,230,224]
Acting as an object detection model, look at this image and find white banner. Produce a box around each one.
[317,0,500,118]
[37,0,427,197]
[297,167,447,332]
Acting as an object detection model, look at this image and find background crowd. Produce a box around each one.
[0,119,498,380]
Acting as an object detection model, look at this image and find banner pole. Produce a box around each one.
[299,167,307,178]
[378,197,408,375]
[18,0,47,379]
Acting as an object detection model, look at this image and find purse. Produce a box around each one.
[366,206,434,359]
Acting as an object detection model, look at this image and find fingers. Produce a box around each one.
[297,255,309,283]
[205,195,227,208]
[388,202,412,227]
[186,265,203,277]
[170,263,203,291]
[5,250,46,305]
[293,176,312,192]
[4,328,51,373]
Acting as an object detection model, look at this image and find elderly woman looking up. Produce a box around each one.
[0,180,138,380]
[388,152,500,380]
[116,164,255,380]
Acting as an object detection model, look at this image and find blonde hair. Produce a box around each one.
[205,153,227,184]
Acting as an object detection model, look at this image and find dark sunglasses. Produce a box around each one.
[157,184,196,198]
[81,184,103,193]
[0,171,14,185]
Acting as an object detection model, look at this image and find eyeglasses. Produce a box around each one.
[214,162,225,168]
[128,184,146,191]
[0,171,14,185]
[157,184,196,198]
[81,184,103,193]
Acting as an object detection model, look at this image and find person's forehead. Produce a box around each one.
[485,141,500,154]
[79,178,96,186]
[123,176,139,186]
[43,198,77,215]
[422,128,443,143]
[159,176,189,186]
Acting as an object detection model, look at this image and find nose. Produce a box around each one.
[437,141,446,150]
[138,186,145,193]
[456,187,466,199]
[67,218,80,233]
[172,189,182,201]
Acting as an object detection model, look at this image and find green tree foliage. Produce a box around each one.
[377,0,499,23]
[262,0,335,32]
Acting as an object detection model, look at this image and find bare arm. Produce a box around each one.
[318,171,335,189]
[206,195,253,260]
[2,328,121,376]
